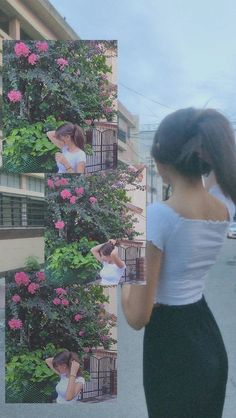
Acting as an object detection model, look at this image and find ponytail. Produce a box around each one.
[151,108,236,205]
[73,124,85,150]
[55,123,85,151]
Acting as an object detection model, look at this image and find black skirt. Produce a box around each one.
[143,296,228,418]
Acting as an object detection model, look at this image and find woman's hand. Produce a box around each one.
[55,152,67,165]
[109,239,117,246]
[70,360,80,376]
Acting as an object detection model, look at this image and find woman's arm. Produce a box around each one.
[65,361,83,401]
[45,357,60,375]
[110,248,126,269]
[121,242,163,330]
[90,243,106,262]
[76,161,85,173]
[47,131,63,149]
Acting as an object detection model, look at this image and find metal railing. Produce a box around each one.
[86,129,118,173]
[0,194,45,228]
[118,245,146,283]
[81,355,117,400]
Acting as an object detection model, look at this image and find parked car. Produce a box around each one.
[227,222,236,239]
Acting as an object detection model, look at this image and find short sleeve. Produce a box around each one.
[77,150,86,163]
[147,203,169,251]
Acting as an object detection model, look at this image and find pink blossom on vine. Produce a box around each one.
[36,271,45,282]
[75,187,84,196]
[28,283,40,294]
[101,335,110,342]
[47,179,54,188]
[56,58,69,70]
[8,318,23,330]
[12,294,21,303]
[15,272,30,286]
[7,90,22,103]
[53,298,61,305]
[55,220,65,229]
[28,53,39,65]
[70,196,77,204]
[59,178,69,186]
[74,314,83,321]
[60,189,72,200]
[104,107,113,113]
[14,42,30,57]
[61,299,69,306]
[56,288,67,296]
[36,41,49,52]
[89,196,97,204]
[79,330,85,337]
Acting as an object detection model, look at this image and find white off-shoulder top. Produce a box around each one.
[147,202,229,305]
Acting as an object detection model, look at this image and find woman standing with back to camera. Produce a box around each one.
[47,122,86,173]
[122,108,236,417]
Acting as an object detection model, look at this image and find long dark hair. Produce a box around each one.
[55,123,85,150]
[151,108,236,204]
[52,351,81,377]
[99,242,115,256]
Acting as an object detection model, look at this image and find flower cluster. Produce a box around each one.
[7,90,22,103]
[55,220,65,230]
[12,294,21,303]
[56,58,69,70]
[15,272,30,286]
[28,53,39,65]
[28,283,40,295]
[53,288,69,307]
[36,271,45,282]
[8,318,23,330]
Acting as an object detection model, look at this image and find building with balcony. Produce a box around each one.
[0,173,45,273]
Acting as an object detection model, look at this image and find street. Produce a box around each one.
[0,239,235,417]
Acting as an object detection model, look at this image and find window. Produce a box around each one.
[118,128,126,143]
[27,177,45,193]
[0,174,21,188]
[0,193,45,228]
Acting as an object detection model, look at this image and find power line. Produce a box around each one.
[119,82,174,110]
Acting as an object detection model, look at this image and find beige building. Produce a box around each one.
[0,173,45,273]
[118,100,139,165]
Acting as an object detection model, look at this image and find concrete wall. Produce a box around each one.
[0,236,44,272]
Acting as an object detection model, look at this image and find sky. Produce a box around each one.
[50,0,236,128]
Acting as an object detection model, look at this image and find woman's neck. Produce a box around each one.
[67,141,79,151]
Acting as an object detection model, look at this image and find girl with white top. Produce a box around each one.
[91,239,126,286]
[121,108,236,417]
[45,351,85,403]
[47,123,86,173]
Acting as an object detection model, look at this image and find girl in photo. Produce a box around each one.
[122,108,236,417]
[47,123,86,173]
[91,239,126,286]
[45,351,85,403]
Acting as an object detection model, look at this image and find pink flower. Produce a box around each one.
[7,90,22,103]
[79,330,85,337]
[56,58,69,70]
[59,178,69,186]
[47,179,54,189]
[14,42,30,57]
[101,335,110,342]
[8,318,23,330]
[89,196,97,204]
[76,69,81,76]
[28,283,39,294]
[56,288,67,296]
[36,41,49,52]
[128,165,137,173]
[60,189,72,200]
[53,298,61,305]
[55,220,65,229]
[75,187,84,196]
[61,299,69,306]
[104,107,113,113]
[70,196,77,204]
[36,271,45,282]
[28,53,39,65]
[15,272,30,286]
[74,314,83,321]
[12,294,21,303]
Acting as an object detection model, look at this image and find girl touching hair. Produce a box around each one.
[45,351,85,403]
[47,123,86,173]
[122,108,236,418]
[91,239,126,286]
